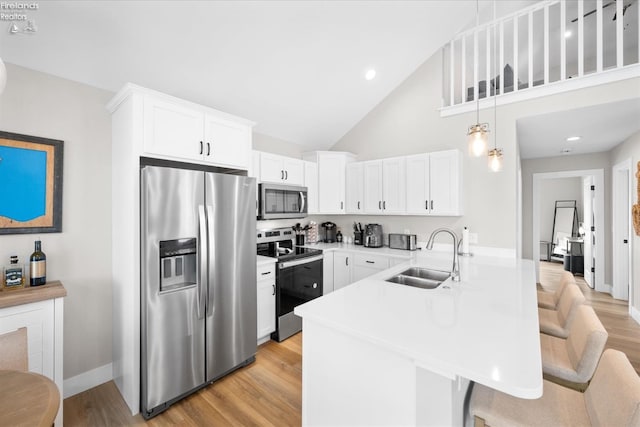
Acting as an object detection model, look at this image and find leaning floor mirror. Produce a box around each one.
[550,200,579,261]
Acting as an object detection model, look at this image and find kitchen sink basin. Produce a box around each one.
[385,268,451,290]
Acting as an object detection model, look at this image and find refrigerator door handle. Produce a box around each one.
[197,205,207,319]
[206,205,215,317]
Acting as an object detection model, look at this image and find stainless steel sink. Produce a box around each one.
[385,268,451,290]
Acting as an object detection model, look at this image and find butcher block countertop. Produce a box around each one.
[0,281,67,309]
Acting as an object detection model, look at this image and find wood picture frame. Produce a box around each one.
[0,131,64,234]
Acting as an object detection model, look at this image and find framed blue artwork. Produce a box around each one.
[0,131,64,234]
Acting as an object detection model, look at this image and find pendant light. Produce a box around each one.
[467,0,489,157]
[487,0,503,172]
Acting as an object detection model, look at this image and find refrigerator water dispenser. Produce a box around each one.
[159,238,197,292]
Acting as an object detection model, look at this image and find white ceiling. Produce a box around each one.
[516,97,640,159]
[0,0,488,150]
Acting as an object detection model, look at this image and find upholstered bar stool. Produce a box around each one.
[540,305,608,391]
[470,349,640,427]
[538,283,585,338]
[537,270,575,310]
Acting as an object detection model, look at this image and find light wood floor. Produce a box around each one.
[64,263,640,425]
[538,261,640,375]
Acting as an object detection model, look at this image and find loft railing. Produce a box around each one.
[441,0,639,114]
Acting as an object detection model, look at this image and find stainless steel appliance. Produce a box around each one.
[258,183,307,220]
[389,233,418,251]
[364,223,383,248]
[257,228,323,342]
[140,159,257,419]
[321,221,337,243]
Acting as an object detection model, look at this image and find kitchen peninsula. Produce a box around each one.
[294,252,542,426]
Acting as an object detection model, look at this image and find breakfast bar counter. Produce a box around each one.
[294,252,541,426]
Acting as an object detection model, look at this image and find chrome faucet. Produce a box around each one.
[426,228,460,282]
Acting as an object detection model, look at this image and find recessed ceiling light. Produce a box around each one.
[566,136,581,142]
[365,69,376,81]
[564,30,572,38]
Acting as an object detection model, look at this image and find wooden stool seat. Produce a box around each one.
[0,370,60,427]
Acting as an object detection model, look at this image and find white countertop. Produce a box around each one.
[294,251,542,399]
[299,242,416,259]
[256,255,277,266]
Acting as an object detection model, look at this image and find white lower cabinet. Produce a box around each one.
[322,251,334,295]
[351,253,390,282]
[257,262,276,343]
[333,251,352,291]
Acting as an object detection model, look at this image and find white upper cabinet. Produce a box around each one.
[346,163,364,214]
[304,161,319,214]
[363,158,406,214]
[259,152,304,185]
[303,151,356,214]
[405,149,462,216]
[143,94,253,170]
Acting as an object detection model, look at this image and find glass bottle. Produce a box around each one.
[30,240,47,286]
[4,255,25,289]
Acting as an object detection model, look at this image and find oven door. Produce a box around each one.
[259,183,308,220]
[273,255,323,341]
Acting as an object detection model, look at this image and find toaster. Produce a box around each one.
[388,234,417,251]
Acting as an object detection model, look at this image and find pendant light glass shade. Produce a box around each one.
[468,123,489,157]
[488,148,503,172]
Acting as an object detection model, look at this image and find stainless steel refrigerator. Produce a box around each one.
[140,160,257,419]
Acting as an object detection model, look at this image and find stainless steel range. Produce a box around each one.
[257,228,323,341]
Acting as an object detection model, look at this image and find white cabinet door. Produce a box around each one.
[382,157,406,214]
[429,150,462,216]
[143,96,204,162]
[283,158,304,185]
[260,152,287,183]
[322,250,334,294]
[318,153,349,213]
[405,154,429,214]
[304,161,319,214]
[351,253,389,282]
[204,114,251,169]
[363,160,383,213]
[256,263,276,340]
[346,163,364,214]
[333,252,352,291]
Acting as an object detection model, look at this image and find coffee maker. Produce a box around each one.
[322,222,337,243]
[364,224,383,248]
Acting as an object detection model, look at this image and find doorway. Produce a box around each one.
[612,159,632,302]
[532,169,605,292]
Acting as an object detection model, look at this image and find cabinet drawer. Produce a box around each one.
[352,253,389,270]
[257,263,276,280]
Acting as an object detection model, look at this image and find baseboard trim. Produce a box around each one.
[631,307,640,326]
[64,363,113,399]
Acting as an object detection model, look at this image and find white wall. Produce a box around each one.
[539,177,583,244]
[0,63,114,379]
[610,130,640,316]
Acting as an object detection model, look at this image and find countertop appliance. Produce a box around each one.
[257,228,323,342]
[321,222,337,243]
[140,160,257,419]
[258,183,307,220]
[389,233,418,251]
[364,223,383,248]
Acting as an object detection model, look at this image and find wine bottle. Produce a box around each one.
[30,240,46,286]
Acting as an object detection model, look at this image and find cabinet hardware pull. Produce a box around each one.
[426,200,428,210]
[207,142,211,156]
[430,200,434,210]
[346,257,349,266]
[357,201,360,210]
[272,284,275,295]
[341,201,344,210]
[285,170,288,180]
[366,260,374,264]
[383,201,386,210]
[200,141,203,155]
[378,201,382,209]
[281,170,284,180]
[261,271,272,275]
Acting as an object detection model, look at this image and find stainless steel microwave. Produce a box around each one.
[258,183,308,220]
